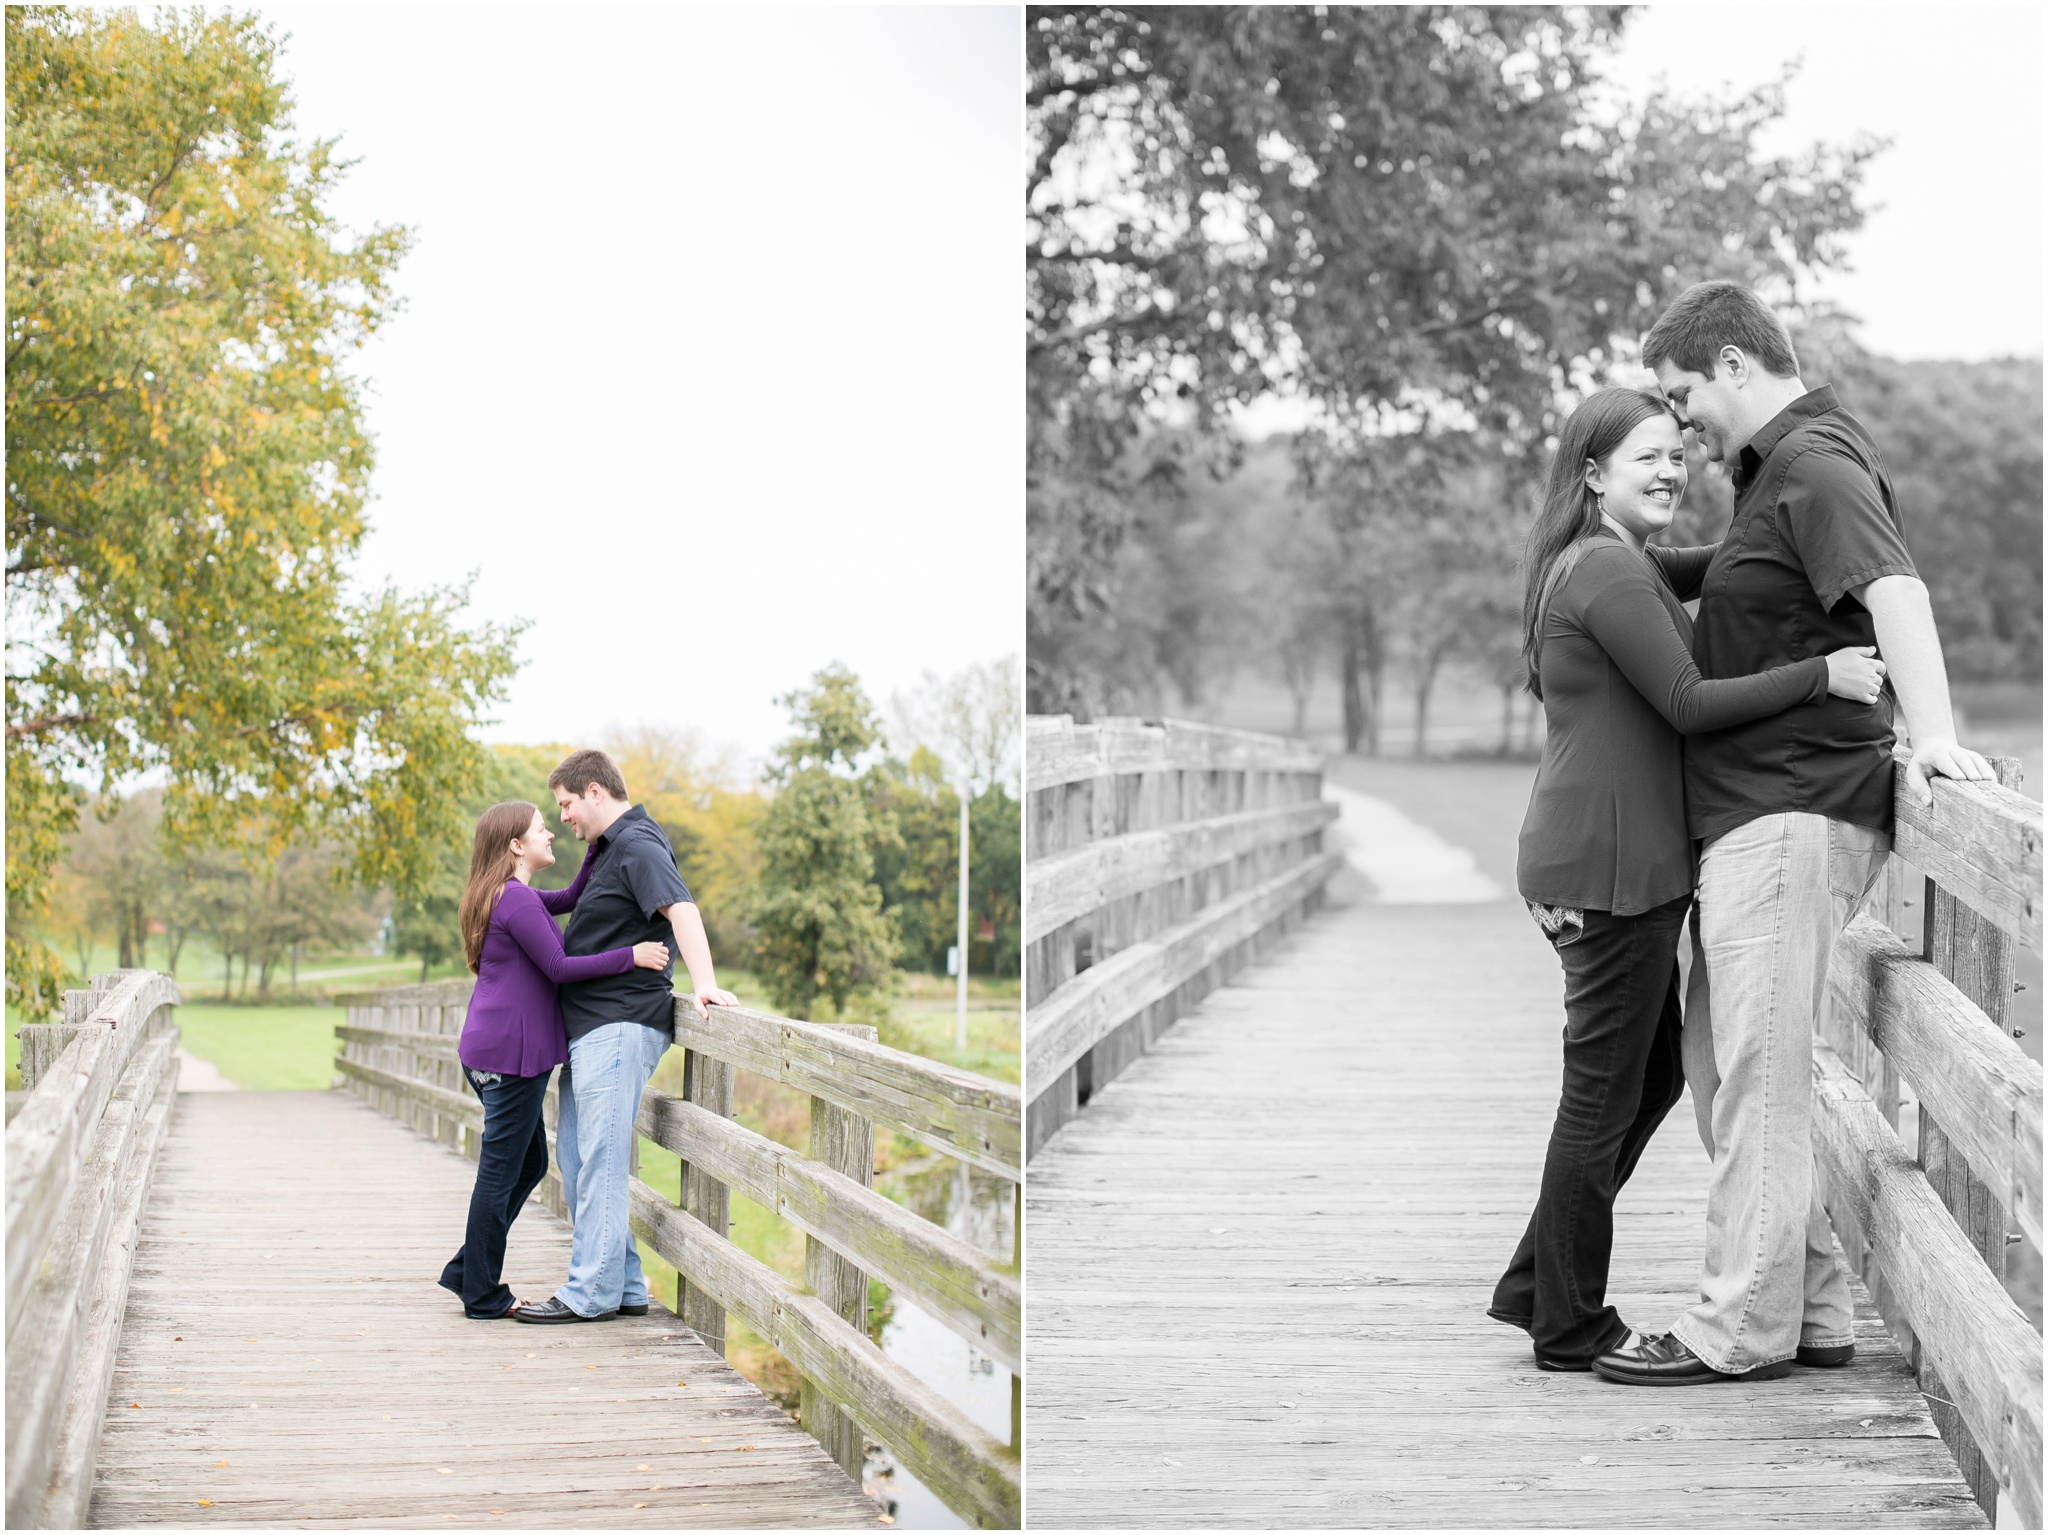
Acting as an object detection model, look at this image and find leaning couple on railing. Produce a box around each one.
[439,746,736,1325]
[1491,280,2005,1385]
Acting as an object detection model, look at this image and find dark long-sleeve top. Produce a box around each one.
[1516,531,1829,915]
[459,854,635,1076]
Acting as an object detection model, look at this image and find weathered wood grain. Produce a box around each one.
[630,1188,1020,1528]
[679,1045,734,1356]
[1026,799,1341,944]
[671,1005,1022,1181]
[1827,915,2044,1250]
[803,1055,874,1486]
[1025,849,1344,1085]
[1027,897,1985,1529]
[636,1094,1021,1375]
[6,973,179,1337]
[7,1029,177,1526]
[1890,758,2042,957]
[88,1091,878,1529]
[1026,715,1326,793]
[1811,1041,2042,1526]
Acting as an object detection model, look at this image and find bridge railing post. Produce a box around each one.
[801,1024,877,1485]
[677,1042,733,1354]
[1815,752,2043,1529]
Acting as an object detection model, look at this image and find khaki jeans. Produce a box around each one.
[1671,811,1888,1371]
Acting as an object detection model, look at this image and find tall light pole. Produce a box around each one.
[955,776,971,1054]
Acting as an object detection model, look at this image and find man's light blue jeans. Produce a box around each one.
[1672,811,1888,1372]
[554,1020,670,1318]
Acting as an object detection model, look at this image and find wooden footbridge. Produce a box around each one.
[1024,716,2042,1528]
[8,976,1021,1529]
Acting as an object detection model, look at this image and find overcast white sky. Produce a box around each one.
[262,5,1020,767]
[1605,4,2043,361]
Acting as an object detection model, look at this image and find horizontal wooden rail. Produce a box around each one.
[5,971,182,1529]
[1027,714,1324,792]
[672,1003,1022,1182]
[1813,1040,2043,1526]
[1027,849,1344,1086]
[338,983,1021,1529]
[1827,914,2043,1249]
[636,1090,1020,1374]
[1889,755,2042,956]
[1026,798,1339,945]
[627,1185,1018,1528]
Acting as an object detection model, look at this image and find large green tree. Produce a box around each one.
[749,666,899,1022]
[5,8,518,1013]
[1027,4,1877,716]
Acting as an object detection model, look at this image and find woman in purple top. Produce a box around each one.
[436,800,668,1320]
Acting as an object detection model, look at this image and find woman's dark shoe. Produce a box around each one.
[1592,1331,1792,1386]
[1535,1326,1646,1373]
[465,1300,522,1321]
[512,1297,616,1324]
[1797,1341,1855,1367]
[619,1302,649,1317]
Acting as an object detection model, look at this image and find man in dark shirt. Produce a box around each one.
[1594,281,1994,1387]
[515,749,737,1324]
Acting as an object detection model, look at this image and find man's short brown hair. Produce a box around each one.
[1642,280,1799,380]
[548,748,628,802]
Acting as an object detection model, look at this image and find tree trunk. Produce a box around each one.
[1340,630,1365,754]
[117,918,135,970]
[257,956,273,1000]
[223,947,233,1002]
[419,952,430,984]
[291,942,299,991]
[166,927,185,979]
[1499,682,1516,757]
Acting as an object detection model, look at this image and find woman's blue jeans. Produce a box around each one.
[438,1065,553,1318]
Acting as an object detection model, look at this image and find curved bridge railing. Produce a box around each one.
[337,981,1022,1529]
[1024,715,1341,1157]
[6,969,182,1529]
[1818,753,2044,1527]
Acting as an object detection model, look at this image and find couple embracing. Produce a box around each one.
[1492,281,1994,1384]
[437,749,737,1323]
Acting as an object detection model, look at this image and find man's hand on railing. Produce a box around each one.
[688,986,739,1020]
[1903,739,1997,806]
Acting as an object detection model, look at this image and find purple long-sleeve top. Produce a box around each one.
[460,855,635,1076]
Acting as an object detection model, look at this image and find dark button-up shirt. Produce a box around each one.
[1685,386,1918,845]
[1517,531,1827,915]
[559,804,693,1041]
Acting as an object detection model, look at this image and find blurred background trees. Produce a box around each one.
[1025,6,2039,743]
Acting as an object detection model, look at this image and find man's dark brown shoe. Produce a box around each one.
[1591,1331,1793,1386]
[1796,1341,1854,1367]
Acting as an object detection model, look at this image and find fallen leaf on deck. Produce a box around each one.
[436,1468,453,1475]
[1579,1455,1598,1465]
[170,1387,184,1394]
[197,1500,213,1507]
[1162,1457,1181,1467]
[634,1504,648,1510]
[130,1403,141,1409]
[215,1461,228,1468]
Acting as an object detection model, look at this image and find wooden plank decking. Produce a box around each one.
[89,1092,880,1529]
[1025,894,1987,1528]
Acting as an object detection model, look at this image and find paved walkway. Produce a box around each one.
[1025,894,1983,1528]
[92,1092,878,1529]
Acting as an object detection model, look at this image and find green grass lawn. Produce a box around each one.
[173,1005,345,1090]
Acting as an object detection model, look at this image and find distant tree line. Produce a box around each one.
[34,661,1025,1021]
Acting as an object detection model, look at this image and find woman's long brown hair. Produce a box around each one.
[459,801,543,974]
[1520,387,1682,700]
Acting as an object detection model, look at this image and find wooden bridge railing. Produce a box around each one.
[337,982,1022,1529]
[1024,715,1341,1157]
[6,969,182,1529]
[1816,753,2044,1528]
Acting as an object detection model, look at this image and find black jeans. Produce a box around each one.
[438,1065,552,1318]
[1490,894,1689,1364]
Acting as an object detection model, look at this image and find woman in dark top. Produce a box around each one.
[1487,388,1887,1370]
[437,801,669,1320]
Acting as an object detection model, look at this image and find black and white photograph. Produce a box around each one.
[1024,5,2043,1528]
